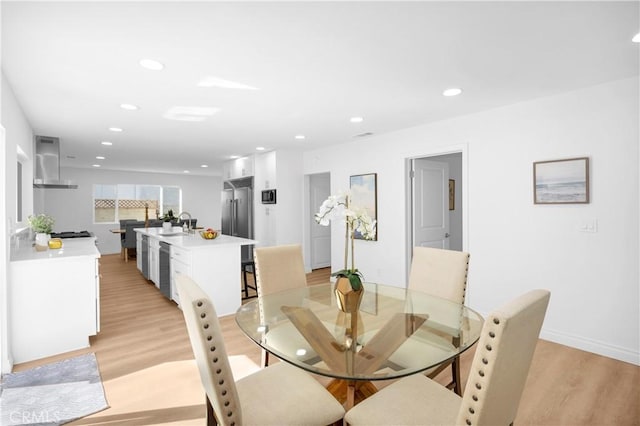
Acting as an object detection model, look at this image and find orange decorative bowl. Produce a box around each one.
[199,230,218,240]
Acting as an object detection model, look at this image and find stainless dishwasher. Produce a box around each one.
[159,242,171,299]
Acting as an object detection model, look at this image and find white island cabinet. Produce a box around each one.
[135,228,255,316]
[9,237,100,364]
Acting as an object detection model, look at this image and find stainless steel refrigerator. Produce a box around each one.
[221,177,254,262]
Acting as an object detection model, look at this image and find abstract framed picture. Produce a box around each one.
[349,173,377,240]
[533,157,589,204]
[449,179,455,211]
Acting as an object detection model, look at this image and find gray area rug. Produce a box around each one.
[0,353,108,425]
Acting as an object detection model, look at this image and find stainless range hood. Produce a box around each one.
[33,136,78,189]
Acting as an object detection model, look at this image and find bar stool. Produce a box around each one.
[241,259,257,299]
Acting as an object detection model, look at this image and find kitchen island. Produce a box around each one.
[9,236,101,363]
[134,227,255,316]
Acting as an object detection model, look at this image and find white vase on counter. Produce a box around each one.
[162,222,172,232]
[34,232,50,251]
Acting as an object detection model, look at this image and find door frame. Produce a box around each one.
[405,144,469,284]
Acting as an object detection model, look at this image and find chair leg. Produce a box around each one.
[451,356,462,396]
[124,247,129,263]
[261,348,269,368]
[206,395,218,426]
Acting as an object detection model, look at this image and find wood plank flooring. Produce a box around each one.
[12,254,640,425]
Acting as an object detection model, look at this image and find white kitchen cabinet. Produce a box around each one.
[170,245,192,304]
[149,237,160,286]
[223,155,254,180]
[136,232,142,271]
[9,238,100,363]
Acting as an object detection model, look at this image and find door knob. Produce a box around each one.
[445,233,450,238]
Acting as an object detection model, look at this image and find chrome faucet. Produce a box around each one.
[178,211,193,234]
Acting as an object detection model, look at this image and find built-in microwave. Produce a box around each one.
[261,189,277,204]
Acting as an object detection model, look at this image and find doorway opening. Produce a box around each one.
[307,172,331,271]
[406,149,466,279]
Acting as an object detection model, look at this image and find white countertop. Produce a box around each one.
[10,237,101,262]
[134,227,256,249]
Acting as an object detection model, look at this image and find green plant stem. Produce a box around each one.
[344,220,349,270]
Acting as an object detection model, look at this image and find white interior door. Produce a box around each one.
[412,158,450,249]
[310,173,331,269]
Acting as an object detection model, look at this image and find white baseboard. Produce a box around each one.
[540,328,639,366]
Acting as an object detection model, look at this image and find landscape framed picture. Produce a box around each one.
[349,173,377,240]
[533,157,589,204]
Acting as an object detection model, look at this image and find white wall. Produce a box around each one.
[303,77,639,365]
[2,70,36,373]
[39,167,222,255]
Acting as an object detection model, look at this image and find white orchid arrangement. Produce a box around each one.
[315,191,377,290]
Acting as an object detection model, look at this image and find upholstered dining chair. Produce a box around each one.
[404,246,470,395]
[344,289,550,426]
[176,274,345,426]
[253,244,308,366]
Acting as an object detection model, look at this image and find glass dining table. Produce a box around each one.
[235,282,484,409]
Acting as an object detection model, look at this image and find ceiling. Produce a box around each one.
[2,1,638,177]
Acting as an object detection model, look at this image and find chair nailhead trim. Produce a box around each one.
[213,357,218,362]
[472,395,478,401]
[482,358,488,364]
[211,346,216,352]
[201,313,206,318]
[469,408,475,414]
[197,301,203,307]
[219,379,224,385]
[475,383,482,390]
[207,336,212,341]
[466,419,472,425]
[493,318,500,324]
[216,368,221,374]
[489,331,495,338]
[485,344,492,351]
[478,370,484,377]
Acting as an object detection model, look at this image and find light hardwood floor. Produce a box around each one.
[13,254,639,425]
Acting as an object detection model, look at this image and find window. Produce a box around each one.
[93,184,182,224]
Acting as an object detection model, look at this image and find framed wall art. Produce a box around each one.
[533,157,589,204]
[349,173,377,240]
[449,179,455,211]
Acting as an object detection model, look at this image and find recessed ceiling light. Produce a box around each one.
[120,103,139,111]
[96,156,105,160]
[230,155,240,159]
[109,127,123,132]
[200,164,209,168]
[101,141,112,146]
[198,76,259,90]
[295,134,305,140]
[66,155,76,159]
[256,147,265,151]
[183,170,190,174]
[163,106,219,122]
[443,88,463,97]
[139,59,164,71]
[92,164,101,168]
[633,33,640,43]
[350,117,364,123]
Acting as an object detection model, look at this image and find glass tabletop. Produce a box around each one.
[235,282,484,382]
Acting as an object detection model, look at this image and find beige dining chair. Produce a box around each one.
[344,289,550,426]
[176,274,345,426]
[253,244,308,366]
[406,246,470,395]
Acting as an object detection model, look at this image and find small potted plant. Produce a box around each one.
[28,213,55,251]
[161,209,177,231]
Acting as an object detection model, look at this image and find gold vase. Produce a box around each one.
[334,277,364,313]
